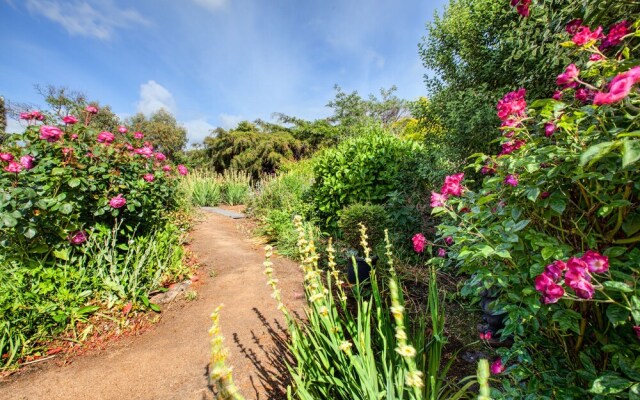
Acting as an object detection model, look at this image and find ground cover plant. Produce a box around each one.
[0,108,190,368]
[427,6,640,398]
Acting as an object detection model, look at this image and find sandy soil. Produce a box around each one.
[0,210,305,400]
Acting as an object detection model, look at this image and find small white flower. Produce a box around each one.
[318,306,329,317]
[396,344,417,358]
[339,341,352,352]
[405,371,424,388]
[395,329,407,341]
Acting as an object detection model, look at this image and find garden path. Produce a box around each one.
[1,208,305,400]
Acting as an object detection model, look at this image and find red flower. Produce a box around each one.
[552,91,563,100]
[490,359,505,375]
[564,257,594,299]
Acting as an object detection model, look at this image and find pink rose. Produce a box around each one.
[0,153,14,162]
[510,0,531,17]
[32,111,44,121]
[19,155,34,170]
[601,21,629,50]
[497,88,527,121]
[143,173,155,182]
[440,173,464,197]
[437,248,447,258]
[565,257,594,299]
[19,112,32,120]
[154,152,166,161]
[430,191,448,208]
[589,54,603,62]
[162,165,172,172]
[39,125,64,142]
[412,233,426,253]
[556,64,579,88]
[481,164,496,175]
[552,91,563,100]
[69,230,88,245]
[575,88,594,104]
[444,236,454,246]
[86,105,99,114]
[500,139,526,156]
[177,164,188,176]
[109,194,127,209]
[63,115,78,124]
[96,131,115,144]
[581,250,609,274]
[4,161,22,173]
[572,26,603,46]
[71,134,79,140]
[504,174,519,187]
[565,19,583,35]
[134,131,144,139]
[118,125,128,134]
[490,359,505,375]
[135,146,154,158]
[544,123,556,137]
[593,66,640,105]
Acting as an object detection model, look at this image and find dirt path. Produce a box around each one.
[1,210,305,400]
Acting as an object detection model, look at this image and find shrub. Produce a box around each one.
[220,169,251,206]
[310,125,426,230]
[180,169,223,207]
[338,203,389,251]
[431,14,640,398]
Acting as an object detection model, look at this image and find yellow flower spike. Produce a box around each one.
[339,341,353,352]
[405,371,425,388]
[396,344,417,358]
[318,306,329,317]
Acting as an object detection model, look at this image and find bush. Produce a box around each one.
[220,169,251,206]
[431,14,640,398]
[338,203,389,251]
[180,170,223,207]
[310,125,426,230]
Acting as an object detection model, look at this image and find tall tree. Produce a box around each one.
[127,109,187,157]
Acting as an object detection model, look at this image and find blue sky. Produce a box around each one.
[0,0,447,145]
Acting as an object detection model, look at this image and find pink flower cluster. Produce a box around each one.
[1,153,34,174]
[534,250,609,304]
[412,233,426,253]
[177,164,189,176]
[569,20,629,51]
[430,173,464,208]
[510,0,531,17]
[556,64,579,89]
[600,21,629,50]
[497,89,527,122]
[20,110,45,121]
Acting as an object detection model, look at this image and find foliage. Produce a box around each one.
[431,13,640,398]
[249,161,316,256]
[203,121,307,179]
[338,203,389,251]
[0,110,188,368]
[209,305,245,400]
[0,96,6,133]
[180,169,223,207]
[264,219,478,399]
[0,220,184,367]
[310,126,427,231]
[220,169,252,206]
[127,109,188,158]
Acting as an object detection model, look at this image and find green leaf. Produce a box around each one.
[60,203,73,214]
[68,178,81,188]
[150,303,161,312]
[77,305,100,315]
[1,213,18,227]
[512,219,530,232]
[603,281,634,293]
[550,197,566,214]
[631,296,640,325]
[53,249,70,261]
[24,226,37,239]
[580,141,617,167]
[629,384,640,400]
[525,187,540,202]
[590,374,632,394]
[478,245,494,257]
[622,213,640,237]
[606,304,630,327]
[622,139,640,167]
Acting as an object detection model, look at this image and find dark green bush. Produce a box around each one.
[310,126,426,230]
[338,203,388,251]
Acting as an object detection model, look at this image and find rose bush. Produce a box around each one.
[0,107,186,263]
[430,14,640,398]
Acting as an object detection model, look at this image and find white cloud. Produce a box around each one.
[182,118,214,146]
[136,80,176,116]
[219,113,244,130]
[24,0,148,40]
[193,0,228,12]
